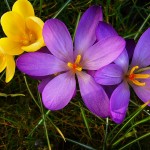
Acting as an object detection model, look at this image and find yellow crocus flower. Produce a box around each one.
[0,0,45,55]
[0,0,45,82]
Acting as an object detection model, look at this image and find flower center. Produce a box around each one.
[67,55,82,72]
[20,31,36,46]
[127,66,150,86]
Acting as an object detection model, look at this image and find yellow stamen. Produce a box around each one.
[67,55,82,72]
[20,32,36,46]
[75,55,81,64]
[128,66,150,86]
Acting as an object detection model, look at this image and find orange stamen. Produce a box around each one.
[67,55,82,72]
[128,66,150,86]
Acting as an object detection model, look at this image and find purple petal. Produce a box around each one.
[74,6,103,56]
[110,81,130,124]
[94,64,124,85]
[131,28,150,67]
[96,21,118,41]
[131,70,150,106]
[43,19,73,62]
[77,71,110,118]
[42,72,76,110]
[81,36,125,70]
[132,85,150,107]
[114,49,129,73]
[38,76,53,93]
[17,52,68,76]
[37,46,51,54]
[125,39,136,60]
[87,70,96,77]
[103,85,118,98]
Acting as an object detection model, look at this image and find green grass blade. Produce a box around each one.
[0,93,25,97]
[38,93,51,150]
[73,12,81,41]
[53,0,72,18]
[4,0,11,11]
[79,102,92,138]
[23,75,40,109]
[28,110,50,137]
[103,117,109,150]
[134,13,150,40]
[110,100,150,144]
[65,137,96,150]
[119,132,150,150]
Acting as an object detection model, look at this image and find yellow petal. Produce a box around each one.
[12,0,35,19]
[5,55,15,83]
[1,11,26,41]
[0,49,7,72]
[0,38,24,55]
[22,16,45,52]
[22,38,44,52]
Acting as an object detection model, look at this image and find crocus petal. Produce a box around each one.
[38,76,53,93]
[96,21,118,41]
[0,38,23,55]
[131,71,150,106]
[43,19,73,62]
[42,72,76,110]
[94,64,123,85]
[132,84,150,107]
[114,49,129,73]
[131,28,150,67]
[22,17,44,52]
[12,0,34,18]
[125,39,136,60]
[75,6,103,55]
[5,55,15,83]
[37,46,51,54]
[82,36,125,70]
[1,12,26,40]
[17,52,68,76]
[77,71,110,118]
[110,81,130,124]
[0,51,7,72]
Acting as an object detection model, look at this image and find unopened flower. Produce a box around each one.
[95,23,150,123]
[17,6,125,117]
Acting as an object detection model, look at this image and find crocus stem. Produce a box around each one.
[103,117,109,150]
[134,13,150,40]
[4,0,11,11]
[53,0,72,18]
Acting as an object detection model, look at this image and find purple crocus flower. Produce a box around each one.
[17,6,125,118]
[94,22,150,123]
